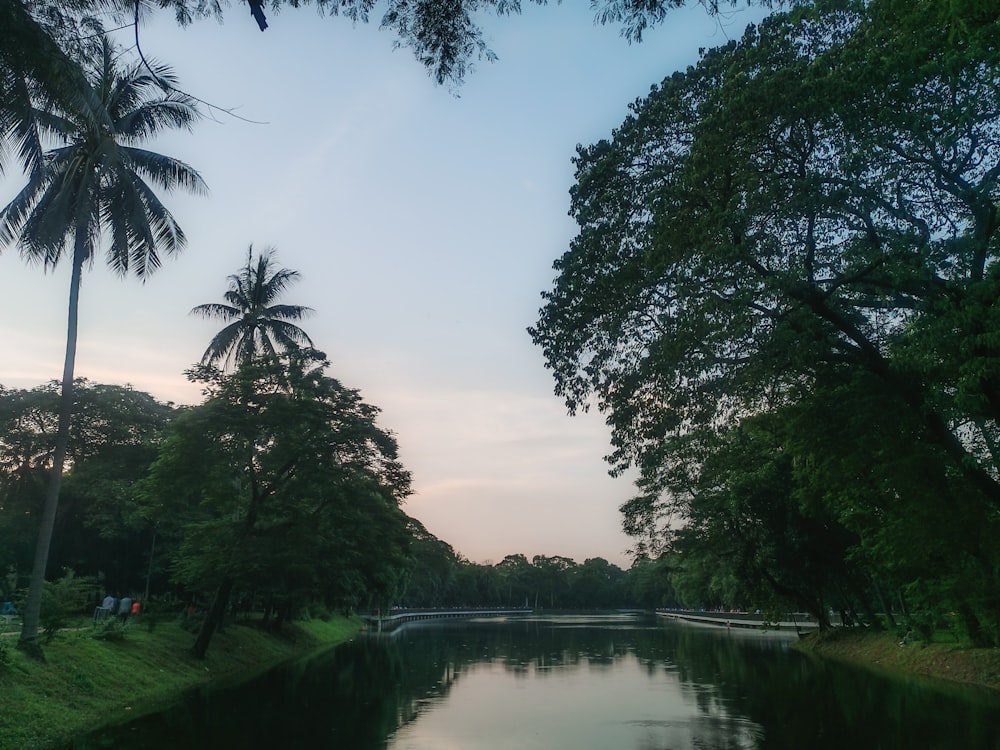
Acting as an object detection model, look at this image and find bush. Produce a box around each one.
[38,570,96,644]
[179,610,204,633]
[0,636,10,668]
[91,618,128,642]
[310,603,333,622]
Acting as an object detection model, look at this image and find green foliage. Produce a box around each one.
[0,382,176,596]
[140,349,412,655]
[303,602,333,622]
[0,612,361,750]
[532,0,1000,640]
[190,246,314,370]
[90,618,127,642]
[397,542,639,611]
[38,571,94,644]
[7,0,760,89]
[1,28,204,649]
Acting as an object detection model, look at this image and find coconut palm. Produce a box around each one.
[191,246,314,369]
[0,1,122,178]
[0,36,206,652]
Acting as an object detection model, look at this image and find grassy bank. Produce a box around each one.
[794,629,1000,692]
[0,614,363,750]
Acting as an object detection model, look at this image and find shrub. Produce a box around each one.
[38,570,96,644]
[310,603,333,622]
[91,618,128,642]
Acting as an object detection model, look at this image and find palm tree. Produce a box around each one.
[191,246,314,369]
[2,2,80,178]
[0,36,206,652]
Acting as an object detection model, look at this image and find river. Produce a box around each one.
[70,614,1000,749]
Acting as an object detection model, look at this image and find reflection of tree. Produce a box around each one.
[77,617,1000,749]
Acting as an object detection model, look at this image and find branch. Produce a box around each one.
[131,1,268,126]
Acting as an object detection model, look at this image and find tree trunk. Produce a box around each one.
[760,569,831,630]
[957,603,990,647]
[143,530,157,607]
[192,576,235,659]
[871,577,896,631]
[848,577,883,631]
[271,600,289,633]
[18,247,85,656]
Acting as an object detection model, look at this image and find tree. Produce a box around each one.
[0,0,98,178]
[530,1,1000,641]
[531,554,577,608]
[534,1,1000,478]
[6,0,995,109]
[569,557,627,609]
[677,415,860,627]
[625,555,678,610]
[0,381,176,601]
[0,36,205,652]
[494,553,534,608]
[141,350,411,658]
[400,519,461,608]
[0,0,764,90]
[190,246,313,370]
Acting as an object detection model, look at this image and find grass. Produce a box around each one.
[794,628,1000,692]
[0,613,363,750]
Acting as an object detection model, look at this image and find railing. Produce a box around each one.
[656,609,820,632]
[362,608,532,633]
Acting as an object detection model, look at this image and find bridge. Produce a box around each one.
[362,608,533,633]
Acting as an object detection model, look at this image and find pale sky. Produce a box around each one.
[0,2,768,568]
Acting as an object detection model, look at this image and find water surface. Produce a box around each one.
[71,614,1000,749]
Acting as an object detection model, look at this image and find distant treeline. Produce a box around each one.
[0,378,679,647]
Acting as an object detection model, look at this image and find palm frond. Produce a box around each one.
[122,147,207,195]
[125,173,187,271]
[3,32,202,276]
[267,319,314,348]
[0,71,42,177]
[116,96,201,142]
[0,0,96,173]
[194,245,315,370]
[223,286,251,310]
[28,107,80,144]
[0,169,49,246]
[201,320,244,367]
[259,267,302,304]
[191,302,241,321]
[263,303,314,321]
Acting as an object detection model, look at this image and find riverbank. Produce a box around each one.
[794,629,1000,692]
[0,614,363,750]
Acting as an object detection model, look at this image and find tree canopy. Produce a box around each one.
[0,0,785,112]
[190,246,314,370]
[531,0,1000,642]
[141,350,411,656]
[0,33,205,651]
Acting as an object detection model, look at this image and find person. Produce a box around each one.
[102,593,115,613]
[118,595,133,624]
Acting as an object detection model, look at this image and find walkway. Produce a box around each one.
[657,609,820,632]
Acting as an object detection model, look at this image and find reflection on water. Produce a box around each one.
[70,615,1000,749]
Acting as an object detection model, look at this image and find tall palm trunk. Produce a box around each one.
[18,241,85,653]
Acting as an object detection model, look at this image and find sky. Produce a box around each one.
[0,1,769,568]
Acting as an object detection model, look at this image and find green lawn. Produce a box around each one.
[794,628,1000,693]
[0,614,362,750]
